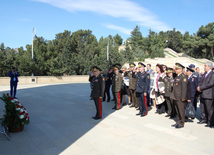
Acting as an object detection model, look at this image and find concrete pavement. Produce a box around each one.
[0,83,214,155]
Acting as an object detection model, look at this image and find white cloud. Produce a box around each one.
[33,0,171,32]
[105,24,132,35]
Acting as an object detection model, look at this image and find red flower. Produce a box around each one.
[6,93,9,96]
[17,105,20,108]
[11,97,14,100]
[8,97,11,100]
[20,112,24,115]
[16,101,19,104]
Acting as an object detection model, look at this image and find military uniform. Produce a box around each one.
[90,67,105,119]
[170,63,188,128]
[128,63,139,108]
[135,63,150,116]
[161,68,176,117]
[112,66,123,110]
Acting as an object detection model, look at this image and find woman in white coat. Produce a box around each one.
[154,64,166,114]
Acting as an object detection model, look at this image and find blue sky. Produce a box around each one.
[0,0,213,49]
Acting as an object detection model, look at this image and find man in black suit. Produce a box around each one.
[197,62,214,128]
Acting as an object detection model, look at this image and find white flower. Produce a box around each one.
[11,100,15,103]
[20,109,24,112]
[14,99,18,102]
[16,108,20,111]
[19,115,24,119]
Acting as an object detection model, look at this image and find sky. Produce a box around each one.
[0,0,213,49]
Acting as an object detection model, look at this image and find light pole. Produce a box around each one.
[31,28,37,76]
[107,37,115,71]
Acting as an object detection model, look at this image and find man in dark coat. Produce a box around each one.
[170,63,188,129]
[135,62,150,117]
[9,67,19,98]
[197,62,214,128]
[89,66,105,120]
[185,67,198,111]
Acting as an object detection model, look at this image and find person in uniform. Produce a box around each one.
[185,67,198,111]
[161,67,176,118]
[103,69,111,102]
[170,63,188,128]
[197,62,214,128]
[9,67,20,98]
[112,65,123,110]
[89,66,105,120]
[135,62,150,117]
[128,63,139,108]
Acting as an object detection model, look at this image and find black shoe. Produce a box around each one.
[93,117,101,120]
[112,107,116,109]
[14,97,18,99]
[197,120,207,124]
[136,108,140,110]
[171,124,177,127]
[136,112,142,115]
[165,114,170,117]
[123,103,127,106]
[169,116,176,119]
[111,99,115,101]
[90,98,93,100]
[175,124,184,129]
[102,99,105,102]
[129,105,134,108]
[128,103,131,105]
[107,100,110,102]
[141,114,146,117]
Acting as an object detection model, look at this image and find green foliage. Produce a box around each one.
[0,22,214,76]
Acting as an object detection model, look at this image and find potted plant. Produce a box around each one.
[0,93,30,132]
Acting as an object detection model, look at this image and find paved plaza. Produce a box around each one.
[0,83,214,155]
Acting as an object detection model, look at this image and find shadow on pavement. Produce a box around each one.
[0,83,117,154]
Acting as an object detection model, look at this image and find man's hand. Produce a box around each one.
[187,100,191,103]
[144,93,147,96]
[181,99,185,102]
[197,86,202,92]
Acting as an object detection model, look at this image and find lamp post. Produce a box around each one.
[166,40,168,48]
[107,36,115,71]
[31,28,37,76]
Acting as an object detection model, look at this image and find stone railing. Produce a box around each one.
[0,75,89,85]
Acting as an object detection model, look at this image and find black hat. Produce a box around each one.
[166,67,173,73]
[129,63,136,67]
[175,63,185,69]
[186,67,194,72]
[93,66,102,72]
[114,66,120,70]
[138,62,146,68]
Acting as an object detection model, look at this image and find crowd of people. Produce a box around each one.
[89,62,214,129]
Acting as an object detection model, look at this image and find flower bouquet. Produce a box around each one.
[0,93,30,132]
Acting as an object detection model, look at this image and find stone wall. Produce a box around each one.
[0,75,89,85]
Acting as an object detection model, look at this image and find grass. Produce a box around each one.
[164,51,177,57]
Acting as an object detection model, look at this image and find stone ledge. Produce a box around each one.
[0,75,89,85]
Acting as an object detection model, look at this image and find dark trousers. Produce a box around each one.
[94,98,102,118]
[200,98,214,124]
[174,100,186,126]
[103,86,110,101]
[165,96,176,117]
[147,88,153,106]
[136,92,147,115]
[10,82,18,98]
[192,97,197,111]
[113,91,121,109]
[130,89,138,108]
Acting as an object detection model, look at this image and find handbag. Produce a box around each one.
[185,102,196,118]
[156,94,165,105]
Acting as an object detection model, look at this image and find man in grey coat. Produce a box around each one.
[197,62,214,128]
